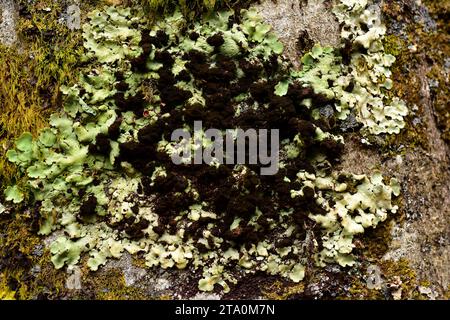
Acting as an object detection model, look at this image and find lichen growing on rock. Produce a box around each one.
[330,0,409,135]
[3,0,409,294]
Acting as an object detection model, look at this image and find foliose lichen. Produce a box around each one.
[4,1,407,293]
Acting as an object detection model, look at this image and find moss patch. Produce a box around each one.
[423,0,450,144]
[262,280,305,300]
[381,0,450,149]
[81,268,149,300]
[346,259,419,300]
[0,0,96,190]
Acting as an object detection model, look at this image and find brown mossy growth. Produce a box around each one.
[296,30,314,57]
[353,215,396,262]
[222,273,281,299]
[0,273,17,300]
[23,252,69,300]
[124,218,150,240]
[108,118,123,141]
[344,277,384,300]
[422,0,450,144]
[0,206,70,300]
[80,268,150,300]
[444,286,450,300]
[380,1,450,151]
[380,259,419,299]
[346,259,419,300]
[131,254,149,270]
[262,280,305,300]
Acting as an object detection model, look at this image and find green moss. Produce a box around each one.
[359,219,394,261]
[24,254,68,300]
[346,279,384,300]
[381,259,418,298]
[422,0,450,144]
[444,285,450,300]
[0,209,68,299]
[0,46,51,188]
[346,259,418,300]
[82,268,150,300]
[382,35,406,58]
[375,42,427,152]
[262,280,305,300]
[0,274,17,300]
[139,0,257,19]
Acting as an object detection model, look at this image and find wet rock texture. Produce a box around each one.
[0,0,448,299]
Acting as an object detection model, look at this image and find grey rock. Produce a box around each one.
[0,0,17,46]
